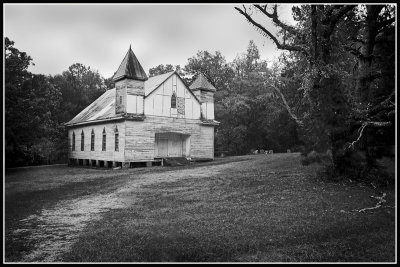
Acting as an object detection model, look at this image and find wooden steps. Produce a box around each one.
[162,157,191,167]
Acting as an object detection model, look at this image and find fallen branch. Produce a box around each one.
[353,193,387,213]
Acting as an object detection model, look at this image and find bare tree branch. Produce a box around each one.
[346,121,392,150]
[264,81,304,126]
[254,4,305,41]
[325,5,357,37]
[346,122,368,150]
[368,91,395,116]
[234,6,309,56]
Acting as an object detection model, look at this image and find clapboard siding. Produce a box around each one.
[68,121,125,161]
[124,116,214,161]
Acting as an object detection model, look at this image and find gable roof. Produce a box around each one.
[145,71,201,103]
[112,46,148,82]
[66,71,201,126]
[189,73,216,92]
[66,89,117,126]
[144,71,175,95]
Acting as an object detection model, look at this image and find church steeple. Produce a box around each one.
[113,46,147,115]
[189,73,216,92]
[189,73,216,120]
[112,45,148,82]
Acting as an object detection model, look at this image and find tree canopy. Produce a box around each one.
[5,4,395,186]
[235,4,395,183]
[5,38,109,167]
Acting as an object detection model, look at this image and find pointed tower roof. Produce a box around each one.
[189,73,216,92]
[112,45,148,82]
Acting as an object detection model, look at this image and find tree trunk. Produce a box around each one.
[356,6,383,102]
[355,5,385,169]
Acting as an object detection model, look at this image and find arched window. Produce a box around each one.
[91,129,95,151]
[72,132,75,151]
[171,92,176,108]
[102,128,106,151]
[81,130,85,151]
[115,127,119,152]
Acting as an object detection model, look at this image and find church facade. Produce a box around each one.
[65,46,219,168]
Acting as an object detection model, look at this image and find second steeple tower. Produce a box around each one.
[112,45,148,115]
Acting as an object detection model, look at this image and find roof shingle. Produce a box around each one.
[144,71,175,95]
[66,89,117,125]
[66,72,181,126]
[189,73,216,92]
[112,46,148,82]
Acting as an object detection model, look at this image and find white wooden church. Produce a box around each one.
[65,46,219,168]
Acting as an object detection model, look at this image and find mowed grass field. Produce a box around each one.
[5,153,396,262]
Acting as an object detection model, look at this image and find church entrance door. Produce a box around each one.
[155,132,189,158]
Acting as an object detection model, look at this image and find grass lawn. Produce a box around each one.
[5,153,396,262]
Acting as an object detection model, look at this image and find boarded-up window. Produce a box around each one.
[72,132,75,151]
[102,128,106,151]
[115,127,119,152]
[171,93,176,108]
[177,97,185,115]
[81,130,84,151]
[91,129,95,151]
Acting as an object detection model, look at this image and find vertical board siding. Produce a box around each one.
[127,95,144,114]
[126,95,137,114]
[144,73,201,119]
[202,102,214,120]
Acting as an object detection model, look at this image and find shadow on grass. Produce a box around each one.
[62,206,395,262]
[5,176,129,262]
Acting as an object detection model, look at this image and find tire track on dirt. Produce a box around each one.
[11,161,248,262]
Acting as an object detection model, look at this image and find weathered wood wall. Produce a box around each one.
[68,73,215,163]
[144,73,201,119]
[192,89,214,120]
[116,79,145,114]
[68,121,125,161]
[125,116,214,161]
[201,102,214,120]
[154,132,190,157]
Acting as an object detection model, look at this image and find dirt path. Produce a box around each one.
[11,161,248,262]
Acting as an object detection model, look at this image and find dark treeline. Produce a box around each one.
[148,41,301,156]
[5,37,111,167]
[5,37,299,168]
[4,4,395,186]
[234,4,395,185]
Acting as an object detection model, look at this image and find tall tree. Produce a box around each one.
[235,4,395,180]
[149,64,183,77]
[51,63,107,123]
[5,37,63,166]
[184,50,235,99]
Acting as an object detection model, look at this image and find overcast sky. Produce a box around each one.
[4,4,296,78]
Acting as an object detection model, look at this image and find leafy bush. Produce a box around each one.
[301,150,332,166]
